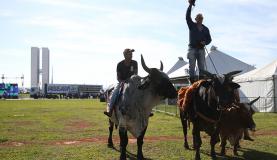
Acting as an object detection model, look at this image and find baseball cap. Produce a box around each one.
[123,48,135,54]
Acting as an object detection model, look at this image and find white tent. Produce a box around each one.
[234,59,277,112]
[166,57,188,75]
[169,46,255,78]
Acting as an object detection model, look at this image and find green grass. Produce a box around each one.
[18,93,31,99]
[0,99,277,160]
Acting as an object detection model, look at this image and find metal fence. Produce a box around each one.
[153,97,277,116]
[153,103,180,117]
[240,97,277,112]
[153,98,180,117]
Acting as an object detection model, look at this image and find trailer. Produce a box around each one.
[78,85,103,98]
[42,84,103,99]
[0,83,19,99]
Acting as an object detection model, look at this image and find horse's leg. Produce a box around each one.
[119,127,128,160]
[180,111,189,149]
[107,119,114,148]
[220,135,227,156]
[233,139,239,156]
[210,126,220,159]
[192,121,202,160]
[137,126,147,160]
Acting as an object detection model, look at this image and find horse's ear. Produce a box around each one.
[230,82,240,89]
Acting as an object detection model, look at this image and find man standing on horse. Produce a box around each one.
[104,48,138,117]
[186,0,212,84]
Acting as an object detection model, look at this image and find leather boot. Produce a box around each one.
[104,111,112,117]
[104,107,112,117]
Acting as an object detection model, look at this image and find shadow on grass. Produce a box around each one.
[110,146,153,160]
[240,148,277,160]
[198,147,277,160]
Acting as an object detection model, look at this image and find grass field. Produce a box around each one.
[0,99,277,160]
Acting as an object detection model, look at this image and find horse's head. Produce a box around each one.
[230,99,258,131]
[199,70,241,108]
[237,97,260,131]
[138,55,177,99]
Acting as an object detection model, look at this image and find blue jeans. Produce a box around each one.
[187,48,205,78]
[108,82,122,111]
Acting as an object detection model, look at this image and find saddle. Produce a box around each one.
[178,80,220,123]
[178,80,205,112]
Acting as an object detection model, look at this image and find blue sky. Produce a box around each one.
[0,0,276,88]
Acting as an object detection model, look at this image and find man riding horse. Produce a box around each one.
[106,55,177,160]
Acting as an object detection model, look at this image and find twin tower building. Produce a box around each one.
[31,47,49,92]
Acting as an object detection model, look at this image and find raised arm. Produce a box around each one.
[186,4,194,29]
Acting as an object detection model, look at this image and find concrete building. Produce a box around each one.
[42,47,49,92]
[31,47,40,88]
[30,47,50,97]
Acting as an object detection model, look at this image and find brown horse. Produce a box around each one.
[178,70,241,160]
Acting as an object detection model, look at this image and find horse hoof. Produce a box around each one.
[120,155,126,160]
[184,142,189,149]
[107,143,114,148]
[195,154,201,160]
[137,155,144,160]
[195,156,201,160]
[211,152,217,160]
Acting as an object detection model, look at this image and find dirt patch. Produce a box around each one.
[253,130,277,136]
[0,141,30,147]
[1,130,276,147]
[49,136,181,146]
[11,142,24,146]
[53,136,108,145]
